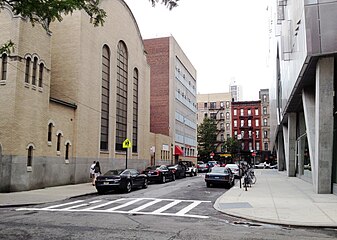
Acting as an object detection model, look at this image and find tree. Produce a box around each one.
[223,137,241,160]
[197,118,217,160]
[0,0,179,53]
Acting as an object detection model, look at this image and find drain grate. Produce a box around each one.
[218,202,252,209]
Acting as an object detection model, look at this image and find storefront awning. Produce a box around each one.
[174,146,184,155]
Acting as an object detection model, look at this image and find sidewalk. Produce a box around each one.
[0,182,96,207]
[214,169,337,227]
[1,170,337,227]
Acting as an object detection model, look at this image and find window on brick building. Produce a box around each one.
[263,118,268,126]
[1,53,7,80]
[255,119,259,127]
[101,45,110,151]
[247,109,251,116]
[240,109,244,116]
[116,41,128,151]
[226,101,230,108]
[210,102,216,109]
[233,109,237,116]
[264,142,269,151]
[255,108,259,115]
[234,120,237,127]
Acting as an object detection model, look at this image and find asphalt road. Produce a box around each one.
[0,174,336,240]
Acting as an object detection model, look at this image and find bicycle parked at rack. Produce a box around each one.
[242,168,256,190]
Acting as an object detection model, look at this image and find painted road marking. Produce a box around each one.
[17,198,211,219]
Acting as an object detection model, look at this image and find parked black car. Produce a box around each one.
[95,169,148,194]
[197,162,209,173]
[167,164,186,179]
[204,167,234,188]
[143,165,175,183]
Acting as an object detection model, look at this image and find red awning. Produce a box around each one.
[174,146,184,156]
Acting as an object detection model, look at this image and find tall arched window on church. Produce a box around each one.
[38,63,44,87]
[100,45,110,151]
[65,143,70,160]
[1,53,7,80]
[48,123,53,142]
[27,146,33,167]
[32,57,38,85]
[57,133,62,152]
[115,41,128,151]
[132,68,139,153]
[25,57,31,83]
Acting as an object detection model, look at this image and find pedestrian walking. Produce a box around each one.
[93,161,102,186]
[90,161,96,185]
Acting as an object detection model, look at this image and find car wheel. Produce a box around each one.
[194,171,197,176]
[96,188,105,194]
[161,175,166,184]
[206,182,211,188]
[142,178,148,189]
[124,181,132,193]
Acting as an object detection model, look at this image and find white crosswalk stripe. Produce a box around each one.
[16,197,211,219]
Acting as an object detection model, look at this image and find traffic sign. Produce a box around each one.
[123,139,132,148]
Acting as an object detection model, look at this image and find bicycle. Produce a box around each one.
[242,168,256,190]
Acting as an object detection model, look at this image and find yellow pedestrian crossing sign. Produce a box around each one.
[123,138,132,148]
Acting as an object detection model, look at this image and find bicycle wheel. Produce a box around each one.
[250,174,256,184]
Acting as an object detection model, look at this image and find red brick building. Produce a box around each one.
[144,36,198,163]
[231,101,262,164]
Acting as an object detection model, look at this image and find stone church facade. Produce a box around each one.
[0,0,164,192]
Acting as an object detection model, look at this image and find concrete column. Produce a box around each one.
[297,113,306,176]
[277,131,285,171]
[287,113,297,177]
[282,124,289,172]
[302,87,316,187]
[315,57,334,193]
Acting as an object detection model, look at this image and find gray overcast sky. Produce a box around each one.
[124,0,272,100]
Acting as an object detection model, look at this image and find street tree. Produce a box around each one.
[223,137,241,160]
[197,117,217,160]
[0,0,179,53]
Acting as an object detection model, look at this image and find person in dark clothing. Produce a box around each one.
[93,161,102,186]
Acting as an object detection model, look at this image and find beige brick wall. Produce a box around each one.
[0,0,157,191]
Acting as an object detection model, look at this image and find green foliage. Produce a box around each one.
[197,118,217,159]
[0,40,14,54]
[0,0,107,30]
[150,0,179,10]
[0,0,179,54]
[223,137,241,158]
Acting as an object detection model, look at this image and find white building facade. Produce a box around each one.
[269,0,337,194]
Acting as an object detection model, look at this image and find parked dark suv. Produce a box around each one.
[178,161,197,176]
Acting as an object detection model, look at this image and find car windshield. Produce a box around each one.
[226,164,238,169]
[104,170,124,176]
[146,166,160,170]
[210,167,226,173]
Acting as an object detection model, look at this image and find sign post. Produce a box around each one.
[123,138,132,168]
